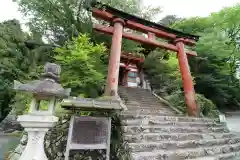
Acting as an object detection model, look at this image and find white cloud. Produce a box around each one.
[1,0,240,24]
[143,0,240,19]
[0,0,22,22]
[0,0,29,31]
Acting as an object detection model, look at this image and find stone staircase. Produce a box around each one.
[119,86,178,116]
[118,87,240,160]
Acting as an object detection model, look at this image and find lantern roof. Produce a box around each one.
[14,63,71,98]
[61,97,125,111]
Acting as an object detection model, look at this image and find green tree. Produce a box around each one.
[144,50,181,97]
[172,6,240,111]
[13,0,163,98]
[0,20,33,121]
[55,34,107,97]
[14,0,161,47]
[159,15,183,26]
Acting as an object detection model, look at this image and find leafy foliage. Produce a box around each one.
[110,114,131,160]
[197,94,220,117]
[12,0,240,114]
[0,20,34,121]
[159,15,183,26]
[55,34,107,97]
[173,7,240,111]
[145,5,240,114]
[144,51,181,97]
[144,6,240,114]
[5,0,240,159]
[165,92,219,117]
[144,50,220,117]
[14,0,161,45]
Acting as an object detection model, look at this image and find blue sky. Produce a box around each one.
[1,0,240,23]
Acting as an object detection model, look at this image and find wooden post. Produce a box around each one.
[104,18,125,96]
[175,38,198,117]
[94,24,197,56]
[148,32,155,40]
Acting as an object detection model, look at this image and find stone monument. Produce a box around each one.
[14,62,70,160]
[61,97,123,160]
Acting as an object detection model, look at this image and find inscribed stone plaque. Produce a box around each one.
[71,116,109,145]
[65,116,111,160]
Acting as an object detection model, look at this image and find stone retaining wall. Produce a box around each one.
[8,119,107,160]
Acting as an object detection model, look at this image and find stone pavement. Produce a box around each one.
[226,116,240,133]
[227,116,240,160]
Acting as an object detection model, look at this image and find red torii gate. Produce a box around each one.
[86,1,200,117]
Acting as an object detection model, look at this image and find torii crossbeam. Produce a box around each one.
[85,1,200,117]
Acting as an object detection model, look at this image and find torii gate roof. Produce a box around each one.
[85,0,200,43]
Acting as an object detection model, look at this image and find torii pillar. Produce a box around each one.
[175,38,199,117]
[105,18,125,96]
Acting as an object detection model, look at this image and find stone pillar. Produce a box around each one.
[17,114,58,160]
[13,63,70,160]
[175,38,198,117]
[105,18,125,96]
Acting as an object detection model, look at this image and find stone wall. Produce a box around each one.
[8,119,107,160]
[0,113,22,133]
[45,118,107,160]
[45,119,69,160]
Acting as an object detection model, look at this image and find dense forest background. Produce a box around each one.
[1,0,240,120]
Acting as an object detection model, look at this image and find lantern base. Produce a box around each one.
[17,115,58,160]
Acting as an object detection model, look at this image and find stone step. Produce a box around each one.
[187,151,240,160]
[121,95,158,99]
[125,103,168,107]
[125,101,165,108]
[125,100,170,104]
[124,98,160,102]
[123,125,228,134]
[124,107,174,112]
[124,105,174,110]
[120,91,154,94]
[121,119,225,127]
[122,90,152,93]
[125,102,156,105]
[122,99,159,102]
[120,93,152,97]
[122,111,175,116]
[123,132,236,142]
[120,93,154,96]
[121,114,218,123]
[119,88,149,92]
[120,89,151,92]
[125,105,170,110]
[124,101,163,105]
[128,137,240,152]
[125,99,158,102]
[124,106,171,110]
[131,143,240,160]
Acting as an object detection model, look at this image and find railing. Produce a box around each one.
[151,90,183,115]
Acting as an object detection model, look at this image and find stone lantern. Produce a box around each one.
[13,62,70,160]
